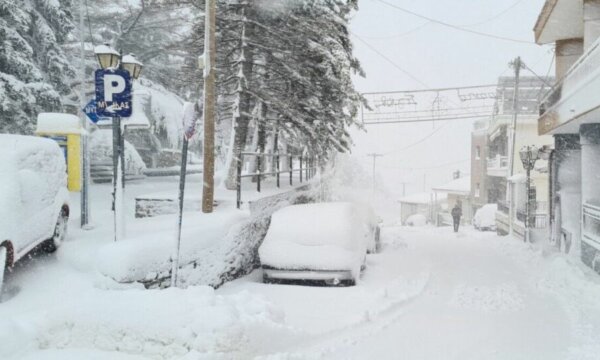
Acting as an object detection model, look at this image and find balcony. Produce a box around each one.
[539,37,600,135]
[487,155,509,177]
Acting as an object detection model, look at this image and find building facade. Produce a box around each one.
[469,77,553,240]
[534,0,600,273]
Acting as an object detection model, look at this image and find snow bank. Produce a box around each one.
[89,130,146,175]
[1,286,297,359]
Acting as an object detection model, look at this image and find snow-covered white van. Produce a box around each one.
[259,202,380,286]
[0,135,70,290]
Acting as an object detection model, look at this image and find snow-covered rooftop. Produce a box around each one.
[36,113,82,134]
[432,176,471,195]
[399,192,447,205]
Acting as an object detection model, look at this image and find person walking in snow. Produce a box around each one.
[451,203,462,232]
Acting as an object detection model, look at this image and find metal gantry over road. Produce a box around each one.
[361,84,502,125]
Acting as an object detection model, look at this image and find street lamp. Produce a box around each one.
[121,54,144,80]
[94,44,120,69]
[92,45,143,242]
[519,145,540,242]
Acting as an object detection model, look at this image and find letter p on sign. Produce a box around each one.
[104,74,126,102]
[95,69,132,117]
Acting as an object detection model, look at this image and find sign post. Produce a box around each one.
[95,69,132,242]
[171,102,198,287]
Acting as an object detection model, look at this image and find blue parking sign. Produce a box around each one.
[95,69,132,118]
[83,99,99,123]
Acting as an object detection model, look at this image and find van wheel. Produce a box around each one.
[42,208,68,253]
[0,246,7,293]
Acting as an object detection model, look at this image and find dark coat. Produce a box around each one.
[451,206,462,218]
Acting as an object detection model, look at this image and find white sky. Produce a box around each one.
[348,0,553,197]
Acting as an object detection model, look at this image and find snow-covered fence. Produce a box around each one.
[236,152,318,208]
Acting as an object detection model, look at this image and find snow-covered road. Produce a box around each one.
[221,226,600,360]
[3,201,600,359]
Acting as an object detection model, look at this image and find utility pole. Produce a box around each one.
[366,153,383,192]
[79,0,91,228]
[202,0,216,213]
[400,182,407,196]
[508,57,523,178]
[508,56,523,237]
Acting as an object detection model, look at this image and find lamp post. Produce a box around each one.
[93,45,143,241]
[519,145,540,243]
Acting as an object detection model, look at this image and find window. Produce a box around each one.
[475,183,481,198]
[475,146,481,160]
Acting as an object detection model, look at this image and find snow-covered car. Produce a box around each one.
[473,204,498,231]
[0,135,70,290]
[259,202,380,286]
[405,213,427,226]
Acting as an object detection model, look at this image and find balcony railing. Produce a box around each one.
[487,155,509,170]
[539,38,600,133]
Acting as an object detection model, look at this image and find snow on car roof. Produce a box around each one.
[36,112,83,134]
[264,202,365,249]
[0,134,60,157]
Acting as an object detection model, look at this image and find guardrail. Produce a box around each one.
[236,152,318,209]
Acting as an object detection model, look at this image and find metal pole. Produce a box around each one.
[299,156,303,183]
[121,124,126,189]
[202,0,216,213]
[171,137,189,287]
[79,0,90,228]
[289,155,293,186]
[367,153,383,192]
[525,156,531,243]
[112,116,122,241]
[276,154,280,188]
[257,155,261,192]
[236,154,242,209]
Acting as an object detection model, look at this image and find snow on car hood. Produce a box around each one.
[259,202,370,272]
[0,156,19,241]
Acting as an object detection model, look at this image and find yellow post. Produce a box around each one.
[35,113,83,192]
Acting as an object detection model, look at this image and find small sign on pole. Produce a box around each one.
[171,102,199,287]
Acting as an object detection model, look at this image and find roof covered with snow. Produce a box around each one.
[432,176,471,195]
[36,113,82,134]
[399,192,447,205]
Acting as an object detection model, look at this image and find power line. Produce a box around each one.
[380,158,470,170]
[382,123,447,155]
[350,31,429,88]
[359,0,526,41]
[460,0,526,27]
[521,59,554,87]
[364,114,491,125]
[359,21,430,40]
[373,0,535,45]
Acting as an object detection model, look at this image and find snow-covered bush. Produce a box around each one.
[96,187,319,289]
[89,129,146,175]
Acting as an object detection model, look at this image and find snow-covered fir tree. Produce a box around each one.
[0,0,76,134]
